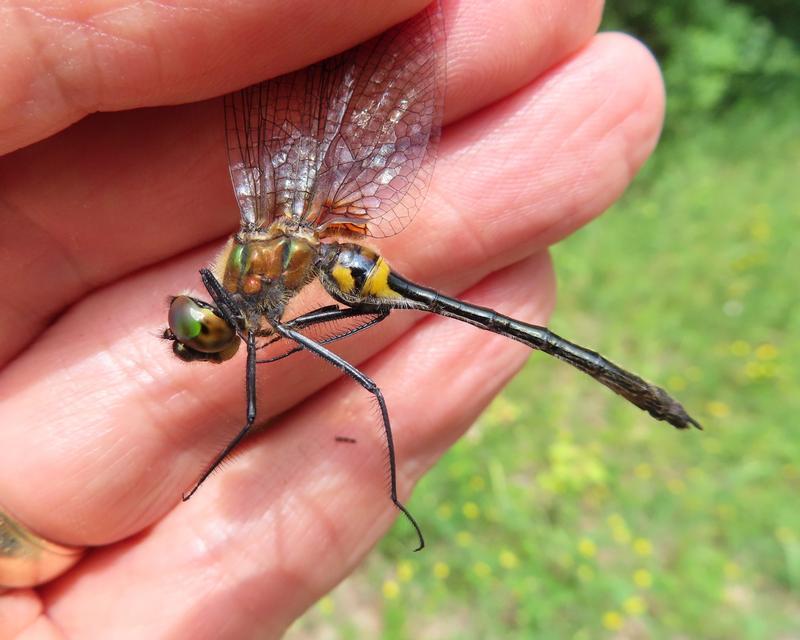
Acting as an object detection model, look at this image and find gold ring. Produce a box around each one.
[0,508,85,588]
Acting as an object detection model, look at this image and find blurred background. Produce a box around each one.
[290,1,800,637]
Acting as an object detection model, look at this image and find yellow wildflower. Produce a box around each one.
[623,596,646,616]
[633,538,653,556]
[706,401,730,418]
[607,513,625,528]
[750,221,771,241]
[397,561,414,582]
[730,340,750,356]
[578,538,597,558]
[499,549,519,569]
[667,374,686,390]
[456,531,473,547]
[667,478,686,494]
[462,502,480,520]
[724,562,741,579]
[433,561,450,579]
[633,569,653,589]
[755,343,778,360]
[382,579,399,599]
[318,596,334,615]
[634,463,652,479]
[473,561,491,578]
[602,611,624,631]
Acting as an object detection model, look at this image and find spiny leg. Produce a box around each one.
[257,306,389,364]
[200,268,241,330]
[183,331,258,500]
[284,305,387,332]
[275,323,424,551]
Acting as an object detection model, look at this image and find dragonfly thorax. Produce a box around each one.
[220,230,320,302]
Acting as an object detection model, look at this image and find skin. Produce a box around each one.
[0,0,666,637]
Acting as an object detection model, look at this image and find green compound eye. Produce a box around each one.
[168,296,203,342]
[168,296,239,356]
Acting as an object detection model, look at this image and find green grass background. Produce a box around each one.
[288,15,800,640]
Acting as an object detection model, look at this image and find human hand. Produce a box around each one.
[0,0,664,636]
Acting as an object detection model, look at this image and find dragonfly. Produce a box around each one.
[162,3,700,551]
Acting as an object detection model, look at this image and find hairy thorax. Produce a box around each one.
[214,220,321,327]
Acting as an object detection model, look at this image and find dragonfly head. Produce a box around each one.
[163,295,240,363]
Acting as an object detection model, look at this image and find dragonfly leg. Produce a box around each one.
[183,331,258,500]
[200,268,241,330]
[285,305,386,332]
[257,306,388,364]
[275,323,424,551]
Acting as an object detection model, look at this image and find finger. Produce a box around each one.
[0,0,603,364]
[445,0,603,123]
[40,252,554,638]
[0,0,602,153]
[0,34,665,545]
[0,589,41,638]
[0,0,431,154]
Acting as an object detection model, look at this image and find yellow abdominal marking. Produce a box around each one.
[363,258,402,299]
[331,263,356,293]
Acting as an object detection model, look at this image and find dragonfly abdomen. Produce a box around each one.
[320,243,405,305]
[382,269,701,431]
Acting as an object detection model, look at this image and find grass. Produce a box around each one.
[287,96,800,639]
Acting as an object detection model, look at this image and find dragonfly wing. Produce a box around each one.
[224,2,444,235]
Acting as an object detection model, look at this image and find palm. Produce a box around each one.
[0,0,664,636]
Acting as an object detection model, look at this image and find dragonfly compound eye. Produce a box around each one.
[167,295,239,361]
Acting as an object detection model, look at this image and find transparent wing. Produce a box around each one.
[224,2,444,236]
